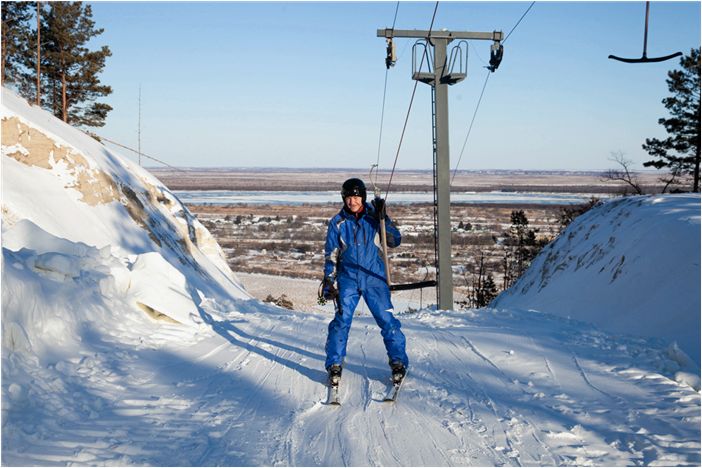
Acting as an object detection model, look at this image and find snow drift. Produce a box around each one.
[1,87,248,339]
[493,194,701,367]
[2,87,700,466]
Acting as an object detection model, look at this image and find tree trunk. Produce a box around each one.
[694,145,701,192]
[0,30,7,86]
[50,78,56,115]
[36,1,40,106]
[1,42,5,85]
[61,71,67,122]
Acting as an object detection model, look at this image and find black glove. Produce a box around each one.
[322,277,338,300]
[372,197,387,220]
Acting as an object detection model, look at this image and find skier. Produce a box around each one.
[321,177,408,391]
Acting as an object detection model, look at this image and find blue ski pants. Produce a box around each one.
[324,284,408,370]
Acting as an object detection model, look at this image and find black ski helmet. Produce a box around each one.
[341,178,367,203]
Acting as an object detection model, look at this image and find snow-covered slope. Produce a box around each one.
[2,88,700,466]
[1,88,248,329]
[493,194,701,367]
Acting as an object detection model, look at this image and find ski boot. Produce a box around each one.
[384,361,407,402]
[326,364,343,405]
[390,361,406,385]
[328,364,342,387]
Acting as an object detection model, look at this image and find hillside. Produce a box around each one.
[1,87,248,321]
[493,194,701,367]
[1,88,700,466]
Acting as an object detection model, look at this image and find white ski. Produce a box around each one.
[383,369,408,402]
[327,384,341,406]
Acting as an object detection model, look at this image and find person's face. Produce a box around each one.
[344,196,363,213]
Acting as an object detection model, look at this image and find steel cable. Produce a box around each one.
[384,1,440,200]
[450,1,535,185]
[375,2,401,170]
[451,69,491,185]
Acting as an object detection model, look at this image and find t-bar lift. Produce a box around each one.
[377,28,504,311]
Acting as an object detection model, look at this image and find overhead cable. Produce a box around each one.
[376,1,401,169]
[451,69,491,184]
[451,1,536,184]
[385,1,440,199]
[503,1,535,44]
[87,131,186,172]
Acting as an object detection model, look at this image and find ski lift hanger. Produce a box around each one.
[368,165,437,292]
[609,1,682,64]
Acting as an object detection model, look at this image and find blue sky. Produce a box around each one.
[89,1,701,171]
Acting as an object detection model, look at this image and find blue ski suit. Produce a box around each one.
[323,202,408,370]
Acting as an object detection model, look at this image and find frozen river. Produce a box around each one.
[175,190,601,205]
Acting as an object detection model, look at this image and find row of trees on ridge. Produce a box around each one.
[1,1,112,127]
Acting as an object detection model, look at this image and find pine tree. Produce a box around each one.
[1,1,32,86]
[15,2,44,105]
[502,210,548,288]
[470,253,488,307]
[509,210,537,278]
[471,252,498,307]
[40,2,112,127]
[642,48,701,192]
[481,275,498,306]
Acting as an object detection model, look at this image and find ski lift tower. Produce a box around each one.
[378,28,503,310]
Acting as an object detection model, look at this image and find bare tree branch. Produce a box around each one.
[602,151,644,195]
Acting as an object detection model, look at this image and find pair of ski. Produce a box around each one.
[326,372,407,406]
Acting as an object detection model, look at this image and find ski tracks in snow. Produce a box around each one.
[4,302,699,466]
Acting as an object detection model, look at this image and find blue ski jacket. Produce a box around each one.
[323,203,401,290]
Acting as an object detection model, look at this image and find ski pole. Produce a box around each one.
[370,169,393,288]
[379,210,393,287]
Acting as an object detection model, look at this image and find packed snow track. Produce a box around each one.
[3,294,699,466]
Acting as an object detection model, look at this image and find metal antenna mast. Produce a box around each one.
[138,84,142,166]
[377,28,503,310]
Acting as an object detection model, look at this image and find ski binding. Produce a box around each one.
[383,369,407,402]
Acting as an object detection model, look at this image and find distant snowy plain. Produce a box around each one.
[1,88,700,466]
[175,190,599,206]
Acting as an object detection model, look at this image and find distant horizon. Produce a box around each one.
[91,2,700,171]
[144,165,666,174]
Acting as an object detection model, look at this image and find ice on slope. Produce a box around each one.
[493,194,701,367]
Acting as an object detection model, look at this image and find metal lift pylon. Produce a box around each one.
[377,28,503,310]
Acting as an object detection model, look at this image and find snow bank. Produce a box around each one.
[1,88,248,332]
[493,194,701,366]
[3,234,138,363]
